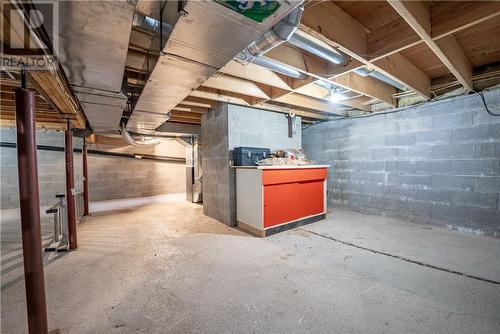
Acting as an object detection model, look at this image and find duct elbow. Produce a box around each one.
[120,123,160,147]
[245,3,304,57]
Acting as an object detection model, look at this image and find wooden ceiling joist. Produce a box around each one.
[202,75,271,99]
[273,92,343,115]
[293,82,372,112]
[388,0,473,91]
[29,71,86,128]
[332,72,395,106]
[182,96,217,109]
[168,1,500,121]
[220,60,293,91]
[214,59,372,111]
[299,1,431,100]
[368,1,500,61]
[189,89,329,121]
[174,105,208,114]
[0,119,67,130]
[372,52,431,99]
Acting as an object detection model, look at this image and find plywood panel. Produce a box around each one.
[431,1,500,38]
[453,18,500,68]
[367,17,422,59]
[333,1,400,32]
[400,43,450,79]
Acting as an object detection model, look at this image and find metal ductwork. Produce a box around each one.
[238,4,304,61]
[355,67,406,90]
[251,56,306,79]
[288,31,351,66]
[133,12,172,36]
[234,3,352,80]
[235,3,305,79]
[120,122,160,147]
[49,1,135,132]
[128,0,303,133]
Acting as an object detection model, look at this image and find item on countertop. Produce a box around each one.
[256,157,310,166]
[273,149,287,158]
[233,147,271,166]
[256,148,315,166]
[285,148,307,161]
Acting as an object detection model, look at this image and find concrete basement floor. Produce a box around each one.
[1,196,500,333]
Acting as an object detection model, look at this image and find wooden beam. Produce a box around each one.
[182,96,217,108]
[265,44,326,77]
[29,71,86,128]
[294,82,372,111]
[189,90,328,120]
[202,75,270,99]
[300,1,367,58]
[273,93,344,115]
[0,119,67,130]
[220,60,293,90]
[388,0,473,91]
[168,116,201,125]
[369,1,500,61]
[298,2,426,101]
[170,111,202,120]
[332,72,395,105]
[435,34,473,90]
[175,105,208,114]
[373,52,431,99]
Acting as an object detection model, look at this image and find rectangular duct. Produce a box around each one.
[50,1,135,132]
[130,0,302,132]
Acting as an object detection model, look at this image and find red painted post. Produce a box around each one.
[15,87,49,334]
[65,122,78,249]
[82,139,89,216]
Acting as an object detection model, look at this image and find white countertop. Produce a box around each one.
[233,165,330,170]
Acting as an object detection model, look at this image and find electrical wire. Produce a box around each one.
[473,90,500,116]
[315,90,500,122]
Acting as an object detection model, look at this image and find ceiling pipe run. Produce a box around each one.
[288,33,351,66]
[241,3,304,59]
[252,56,306,79]
[355,67,406,91]
[133,12,172,36]
[235,3,305,79]
[120,122,160,147]
[235,2,351,80]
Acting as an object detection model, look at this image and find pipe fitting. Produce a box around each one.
[120,122,160,147]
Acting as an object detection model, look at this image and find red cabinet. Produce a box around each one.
[263,169,327,228]
[235,166,329,237]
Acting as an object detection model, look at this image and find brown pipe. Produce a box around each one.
[15,87,49,334]
[82,140,89,216]
[65,123,77,249]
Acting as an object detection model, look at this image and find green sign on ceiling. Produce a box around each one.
[215,0,281,23]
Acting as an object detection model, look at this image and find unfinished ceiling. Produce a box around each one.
[2,1,500,132]
[122,0,500,128]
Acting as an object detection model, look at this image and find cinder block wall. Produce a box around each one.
[228,104,301,150]
[202,103,301,226]
[1,129,83,209]
[0,129,186,209]
[201,103,231,224]
[87,154,185,202]
[303,90,500,237]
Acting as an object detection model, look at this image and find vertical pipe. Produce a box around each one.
[65,122,77,249]
[82,139,89,216]
[15,87,49,334]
